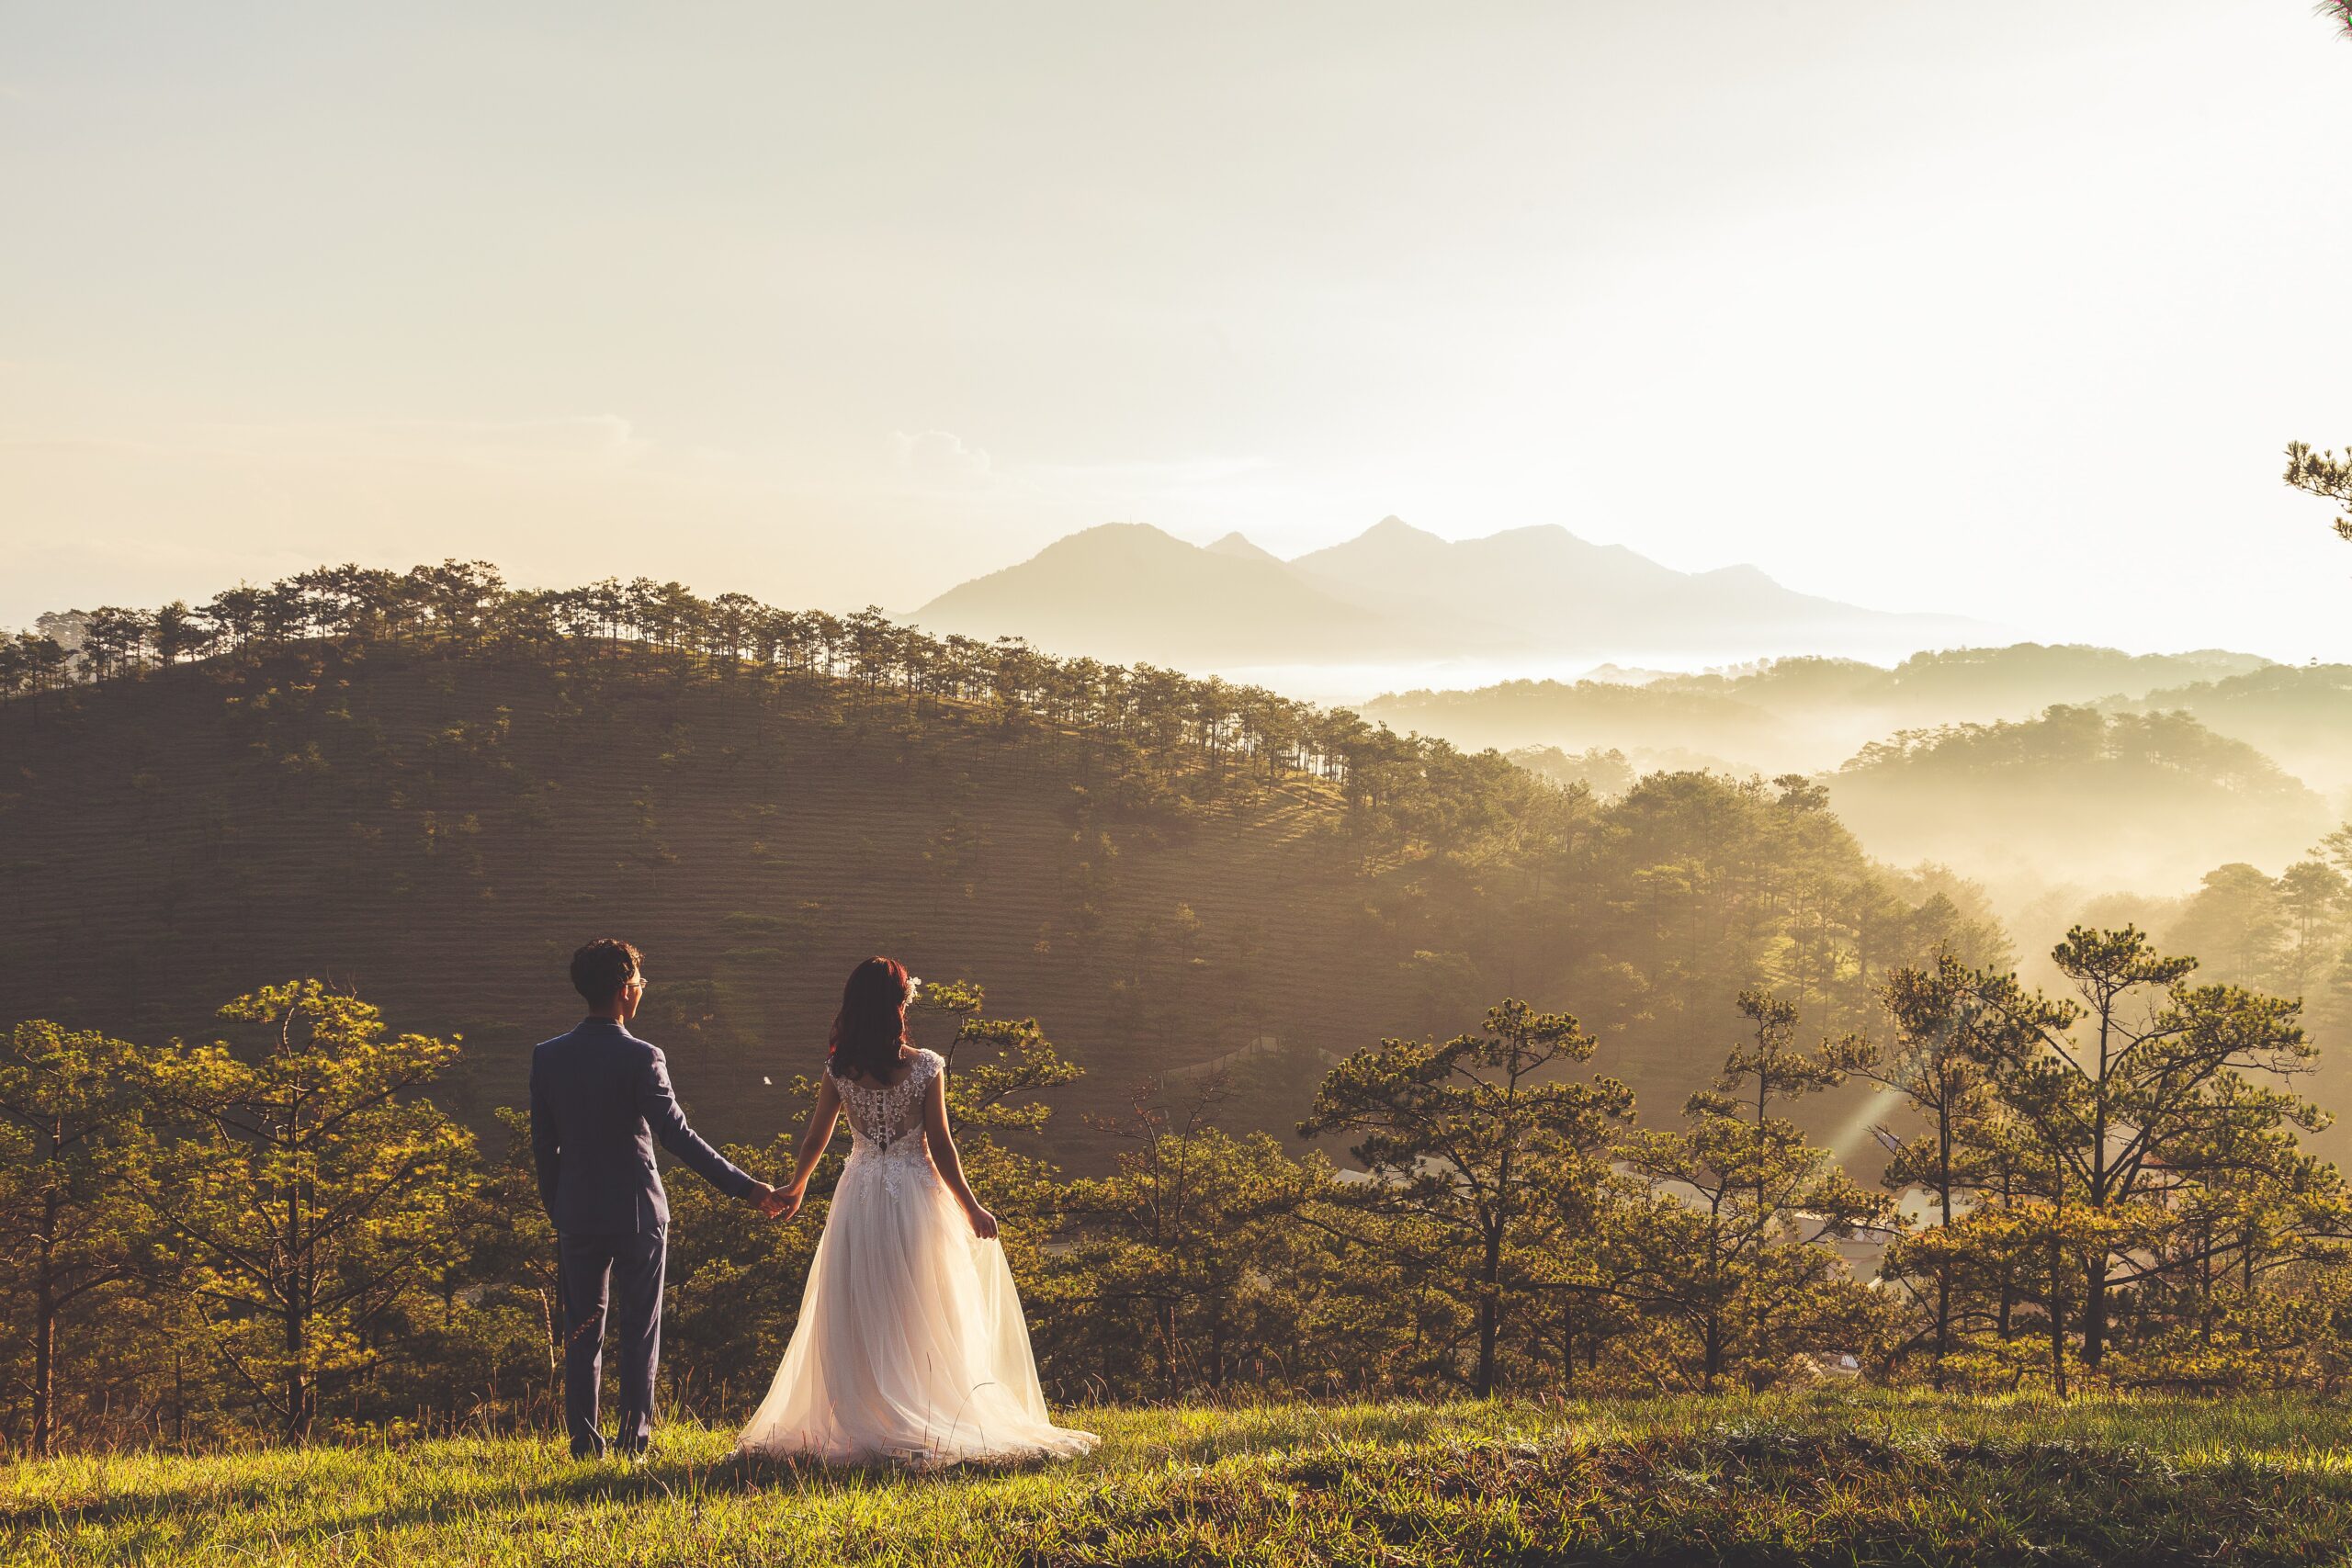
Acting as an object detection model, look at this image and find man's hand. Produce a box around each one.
[750,1180,797,1221]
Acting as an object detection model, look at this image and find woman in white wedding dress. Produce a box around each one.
[736,956,1098,1467]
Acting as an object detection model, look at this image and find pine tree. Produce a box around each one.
[141,981,475,1439]
[1865,957,2006,1387]
[2285,440,2352,541]
[1614,994,1889,1390]
[0,1022,153,1454]
[1967,928,2318,1380]
[1301,998,1632,1397]
[1060,1081,1329,1398]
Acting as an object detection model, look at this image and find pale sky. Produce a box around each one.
[4,3,2348,660]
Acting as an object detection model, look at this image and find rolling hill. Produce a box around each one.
[1365,650,2335,912]
[0,654,1419,1168]
[1822,705,2335,898]
[2106,661,2352,800]
[11,576,2352,1460]
[0,589,2018,1171]
[1363,644,2279,778]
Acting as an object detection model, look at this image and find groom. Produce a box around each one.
[531,938,785,1460]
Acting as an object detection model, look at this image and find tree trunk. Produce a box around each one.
[1995,1166,2017,1341]
[33,1190,57,1458]
[2081,1254,2108,1370]
[1157,1298,1178,1400]
[1476,1202,1505,1397]
[287,1287,311,1441]
[2047,1235,2068,1399]
[2084,1008,2112,1372]
[287,1152,313,1442]
[1932,1266,1951,1393]
[1475,1294,1498,1399]
[1933,1100,1953,1390]
[2241,1228,2257,1348]
[2198,1226,2214,1346]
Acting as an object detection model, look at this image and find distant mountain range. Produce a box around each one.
[910,517,1987,667]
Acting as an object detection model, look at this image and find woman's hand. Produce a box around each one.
[776,1186,805,1224]
[965,1201,999,1240]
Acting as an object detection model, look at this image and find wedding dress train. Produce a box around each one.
[734,1048,1098,1465]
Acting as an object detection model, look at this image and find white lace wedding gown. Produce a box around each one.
[734,1048,1098,1466]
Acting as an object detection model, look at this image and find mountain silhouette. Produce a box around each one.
[911,523,1384,664]
[910,517,1985,666]
[1204,531,1285,566]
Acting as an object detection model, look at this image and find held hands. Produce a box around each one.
[749,1179,982,1233]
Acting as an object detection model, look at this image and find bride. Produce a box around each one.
[735,956,1098,1466]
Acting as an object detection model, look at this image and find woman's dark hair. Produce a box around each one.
[828,956,912,1081]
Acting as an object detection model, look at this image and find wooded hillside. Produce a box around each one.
[0,563,2007,1162]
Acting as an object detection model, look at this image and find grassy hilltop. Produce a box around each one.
[10,1395,2352,1567]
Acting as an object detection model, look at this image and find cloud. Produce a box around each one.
[886,428,994,486]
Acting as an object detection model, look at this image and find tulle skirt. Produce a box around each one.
[734,1147,1098,1467]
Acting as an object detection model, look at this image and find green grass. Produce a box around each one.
[11,1395,2352,1566]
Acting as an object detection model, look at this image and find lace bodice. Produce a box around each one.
[838,1049,942,1197]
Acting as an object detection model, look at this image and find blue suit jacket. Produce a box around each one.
[529,1018,756,1235]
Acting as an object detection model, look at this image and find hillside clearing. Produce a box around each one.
[10,1395,2352,1566]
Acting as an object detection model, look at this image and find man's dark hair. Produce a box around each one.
[571,938,643,1009]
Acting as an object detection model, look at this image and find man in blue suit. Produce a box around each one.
[531,937,783,1460]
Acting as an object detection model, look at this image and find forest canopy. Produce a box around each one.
[4,559,2349,1454]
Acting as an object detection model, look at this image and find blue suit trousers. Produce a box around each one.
[558,1226,666,1459]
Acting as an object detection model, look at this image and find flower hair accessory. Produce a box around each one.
[905,975,923,1007]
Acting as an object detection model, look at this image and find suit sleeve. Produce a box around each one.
[639,1048,757,1201]
[528,1049,560,1219]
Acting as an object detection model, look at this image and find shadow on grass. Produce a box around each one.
[4,1443,1069,1540]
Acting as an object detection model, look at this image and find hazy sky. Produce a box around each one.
[4,3,2348,660]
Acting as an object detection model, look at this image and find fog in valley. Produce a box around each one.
[1371,644,2352,909]
[910,516,2352,930]
[883,512,2352,1163]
